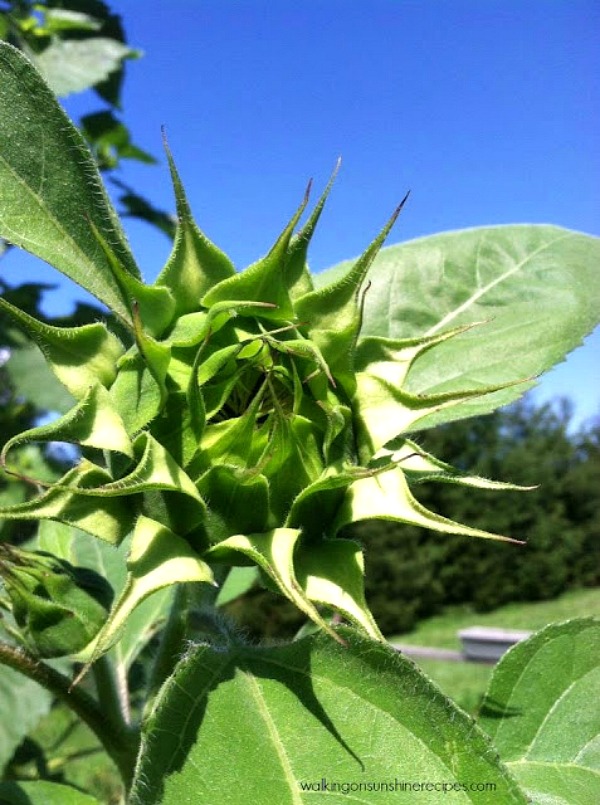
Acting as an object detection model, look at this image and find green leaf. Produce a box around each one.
[19,434,205,531]
[39,9,102,35]
[478,618,600,805]
[285,462,363,538]
[318,226,600,427]
[81,111,156,169]
[0,462,136,545]
[148,390,203,469]
[215,566,260,606]
[294,539,383,640]
[335,465,523,544]
[130,629,526,805]
[1,384,133,466]
[89,222,176,337]
[108,352,163,435]
[296,197,407,391]
[74,515,214,670]
[88,433,204,508]
[381,439,534,491]
[31,37,135,98]
[201,185,311,320]
[0,666,52,774]
[261,414,325,523]
[0,43,139,323]
[0,544,112,658]
[197,466,270,542]
[38,521,172,673]
[284,159,340,300]
[3,343,75,413]
[353,326,524,452]
[207,529,342,642]
[0,297,124,402]
[0,780,100,804]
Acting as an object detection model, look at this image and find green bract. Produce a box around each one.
[0,43,532,662]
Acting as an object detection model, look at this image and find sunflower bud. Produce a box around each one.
[0,545,113,657]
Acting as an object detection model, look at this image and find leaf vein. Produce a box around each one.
[424,232,574,336]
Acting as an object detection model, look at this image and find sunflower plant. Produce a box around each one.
[1,43,599,805]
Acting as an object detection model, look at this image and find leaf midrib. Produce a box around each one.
[244,671,303,805]
[243,651,502,803]
[424,232,573,337]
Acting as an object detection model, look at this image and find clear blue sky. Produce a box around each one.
[3,0,599,426]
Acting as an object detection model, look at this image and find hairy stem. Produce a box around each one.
[143,583,189,720]
[0,640,139,790]
[93,653,131,728]
[144,569,231,719]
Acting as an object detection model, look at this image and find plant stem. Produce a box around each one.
[93,653,131,727]
[143,569,231,720]
[143,583,189,720]
[0,640,139,790]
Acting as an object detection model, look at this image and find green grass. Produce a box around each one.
[416,659,493,715]
[389,586,600,649]
[388,586,600,713]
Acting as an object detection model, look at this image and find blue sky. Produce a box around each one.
[3,0,599,426]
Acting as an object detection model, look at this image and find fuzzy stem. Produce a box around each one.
[0,640,139,790]
[93,653,131,728]
[143,569,231,719]
[143,583,189,720]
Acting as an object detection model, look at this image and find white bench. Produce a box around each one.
[458,626,532,663]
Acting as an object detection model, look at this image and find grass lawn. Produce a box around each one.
[387,586,600,713]
[414,659,493,715]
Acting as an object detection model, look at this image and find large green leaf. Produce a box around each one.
[318,226,600,429]
[0,665,52,774]
[131,629,526,805]
[478,618,600,805]
[0,43,139,324]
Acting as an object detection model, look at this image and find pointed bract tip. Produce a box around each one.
[160,127,177,165]
[391,190,411,222]
[323,158,342,190]
[70,663,90,691]
[304,178,314,204]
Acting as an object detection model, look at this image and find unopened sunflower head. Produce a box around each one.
[0,43,526,663]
